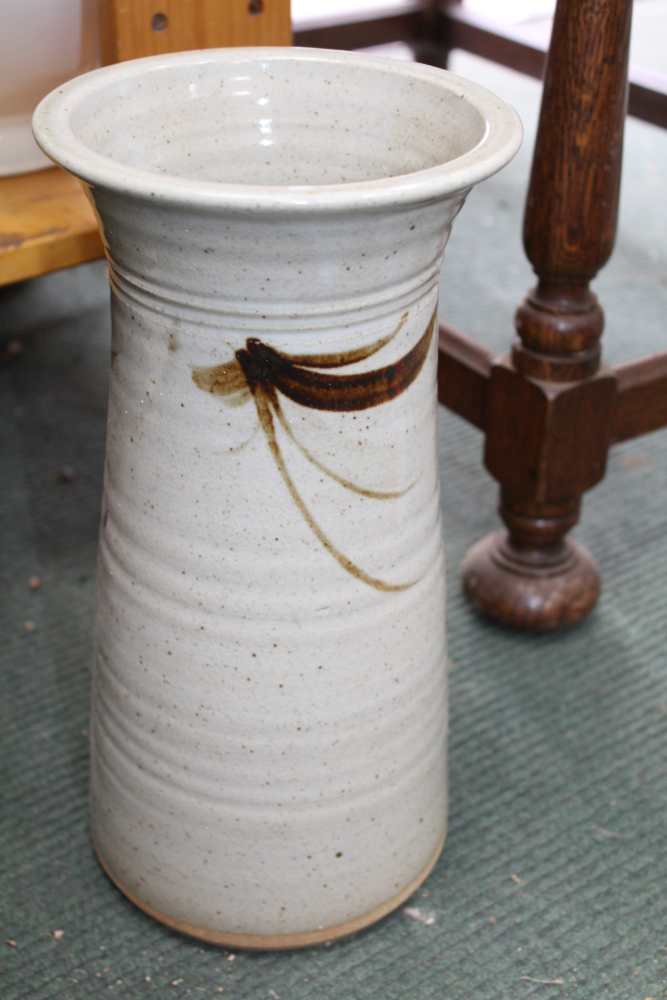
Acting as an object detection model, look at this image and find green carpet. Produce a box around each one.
[2,58,666,999]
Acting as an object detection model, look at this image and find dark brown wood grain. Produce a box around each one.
[459,0,633,632]
[628,74,667,129]
[293,11,423,52]
[612,354,667,444]
[523,6,630,290]
[437,325,491,432]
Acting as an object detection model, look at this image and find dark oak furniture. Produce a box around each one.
[440,0,667,631]
[301,0,666,631]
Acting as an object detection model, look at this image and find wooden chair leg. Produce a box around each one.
[413,0,451,68]
[460,0,633,631]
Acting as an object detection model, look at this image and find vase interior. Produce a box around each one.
[67,52,488,187]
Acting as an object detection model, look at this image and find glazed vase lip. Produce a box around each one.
[33,46,522,214]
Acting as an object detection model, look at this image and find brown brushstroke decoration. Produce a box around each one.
[192,309,437,591]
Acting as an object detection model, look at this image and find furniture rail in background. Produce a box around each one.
[437,0,667,128]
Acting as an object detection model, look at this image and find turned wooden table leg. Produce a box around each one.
[461,0,632,631]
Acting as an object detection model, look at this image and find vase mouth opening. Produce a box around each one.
[33,47,521,213]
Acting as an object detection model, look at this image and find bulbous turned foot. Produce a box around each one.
[461,531,600,632]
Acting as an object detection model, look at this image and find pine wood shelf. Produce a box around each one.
[0,168,102,287]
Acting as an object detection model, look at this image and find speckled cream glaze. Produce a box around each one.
[33,48,521,945]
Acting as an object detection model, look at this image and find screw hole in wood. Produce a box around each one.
[248,0,264,14]
[151,11,168,31]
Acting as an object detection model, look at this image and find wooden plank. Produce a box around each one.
[612,354,667,444]
[106,0,291,62]
[294,11,422,51]
[437,324,491,431]
[440,8,546,80]
[0,168,102,287]
[629,74,667,130]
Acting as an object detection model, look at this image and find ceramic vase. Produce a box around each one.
[33,48,520,948]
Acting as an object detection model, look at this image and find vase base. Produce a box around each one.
[93,833,445,951]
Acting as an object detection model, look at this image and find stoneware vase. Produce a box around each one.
[33,47,521,949]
